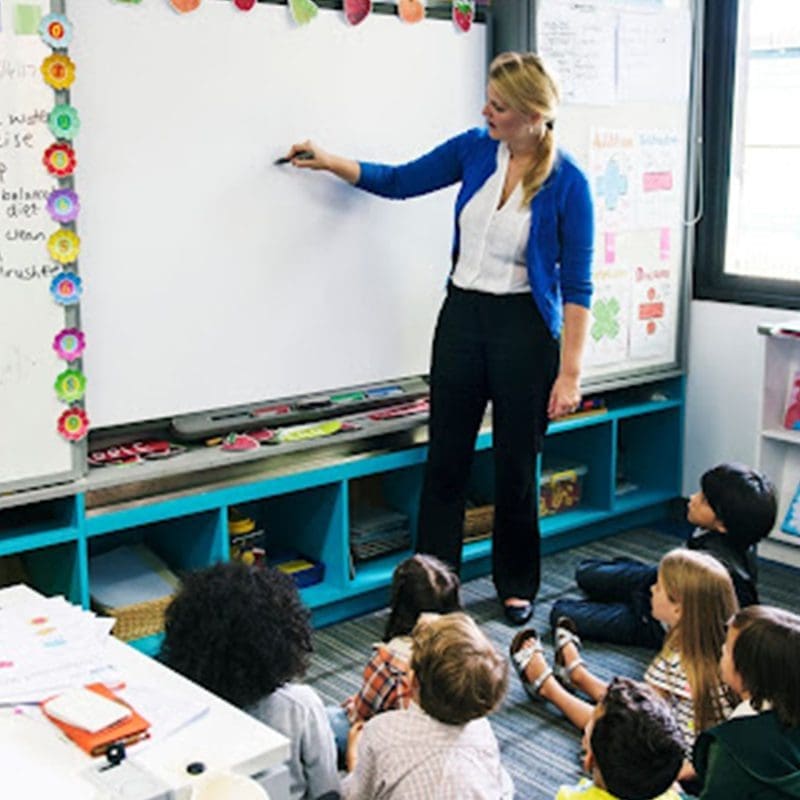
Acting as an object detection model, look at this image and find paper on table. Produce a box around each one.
[118,684,209,747]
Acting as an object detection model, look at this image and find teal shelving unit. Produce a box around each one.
[0,376,684,654]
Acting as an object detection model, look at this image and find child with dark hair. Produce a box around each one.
[160,562,340,800]
[342,612,513,799]
[550,462,776,649]
[693,605,800,799]
[344,553,462,724]
[556,677,684,800]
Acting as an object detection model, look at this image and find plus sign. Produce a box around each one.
[596,158,629,211]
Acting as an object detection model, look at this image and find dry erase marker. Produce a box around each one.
[274,150,314,165]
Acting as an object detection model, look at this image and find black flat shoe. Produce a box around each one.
[503,602,533,626]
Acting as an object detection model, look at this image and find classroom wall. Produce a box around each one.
[683,299,800,566]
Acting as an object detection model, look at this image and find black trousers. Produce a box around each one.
[416,284,559,601]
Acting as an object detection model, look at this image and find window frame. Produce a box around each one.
[694,0,800,310]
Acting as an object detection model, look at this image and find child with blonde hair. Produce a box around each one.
[694,605,800,798]
[511,549,738,760]
[342,612,513,799]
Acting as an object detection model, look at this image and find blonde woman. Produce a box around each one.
[511,549,738,775]
[285,52,594,625]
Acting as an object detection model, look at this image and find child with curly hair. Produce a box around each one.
[160,561,339,800]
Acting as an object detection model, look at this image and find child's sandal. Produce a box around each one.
[553,615,585,688]
[509,628,553,702]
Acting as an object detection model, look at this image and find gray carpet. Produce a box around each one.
[306,527,800,799]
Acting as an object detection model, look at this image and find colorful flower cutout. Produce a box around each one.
[39,13,74,49]
[57,407,90,442]
[50,272,83,305]
[289,0,318,25]
[53,328,86,361]
[43,143,76,177]
[234,0,256,8]
[41,54,76,90]
[47,229,81,264]
[55,369,87,403]
[48,104,80,140]
[47,189,80,224]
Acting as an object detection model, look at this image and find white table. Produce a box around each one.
[0,585,290,799]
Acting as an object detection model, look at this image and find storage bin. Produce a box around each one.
[269,551,325,588]
[539,461,587,517]
[463,505,494,542]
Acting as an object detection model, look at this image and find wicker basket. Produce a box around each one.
[463,505,494,543]
[96,594,174,642]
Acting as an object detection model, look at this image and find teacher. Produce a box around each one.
[286,52,593,625]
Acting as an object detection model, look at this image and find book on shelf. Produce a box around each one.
[781,482,800,538]
[784,370,800,431]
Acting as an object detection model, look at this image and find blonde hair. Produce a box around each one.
[659,549,738,733]
[410,612,508,725]
[488,51,560,206]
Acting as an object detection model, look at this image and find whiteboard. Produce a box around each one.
[69,2,487,429]
[535,0,695,385]
[0,5,82,491]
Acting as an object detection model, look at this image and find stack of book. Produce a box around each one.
[349,506,411,563]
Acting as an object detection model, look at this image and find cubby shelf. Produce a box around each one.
[0,376,684,654]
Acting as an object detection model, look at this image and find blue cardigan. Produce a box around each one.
[356,128,594,340]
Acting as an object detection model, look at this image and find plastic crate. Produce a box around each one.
[539,461,587,517]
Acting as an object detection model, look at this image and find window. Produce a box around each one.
[695,0,800,308]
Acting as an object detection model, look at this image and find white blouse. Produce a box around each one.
[451,142,532,295]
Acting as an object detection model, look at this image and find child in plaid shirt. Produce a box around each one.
[327,555,461,760]
[345,554,462,724]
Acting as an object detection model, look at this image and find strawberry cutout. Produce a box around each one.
[452,0,474,32]
[234,0,256,9]
[289,0,319,25]
[397,0,425,23]
[344,0,371,25]
[169,0,201,13]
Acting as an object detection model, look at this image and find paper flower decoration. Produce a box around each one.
[39,13,73,49]
[50,272,83,305]
[234,0,256,8]
[169,0,202,12]
[55,369,87,403]
[53,328,86,361]
[289,0,318,25]
[41,54,76,90]
[47,189,80,224]
[48,104,80,140]
[452,0,474,32]
[57,407,89,441]
[344,0,371,25]
[397,0,425,23]
[47,229,80,264]
[43,143,76,177]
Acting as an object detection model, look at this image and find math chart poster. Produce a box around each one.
[628,262,673,360]
[636,130,682,229]
[584,232,631,368]
[589,128,636,232]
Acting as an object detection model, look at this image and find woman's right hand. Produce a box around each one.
[285,140,330,170]
[283,140,361,184]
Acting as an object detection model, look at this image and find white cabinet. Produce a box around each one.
[758,322,800,548]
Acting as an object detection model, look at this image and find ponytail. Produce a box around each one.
[520,124,556,207]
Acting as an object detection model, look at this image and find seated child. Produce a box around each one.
[556,677,685,800]
[512,549,738,767]
[551,463,776,649]
[342,554,461,724]
[160,561,340,800]
[342,612,513,799]
[693,605,800,799]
